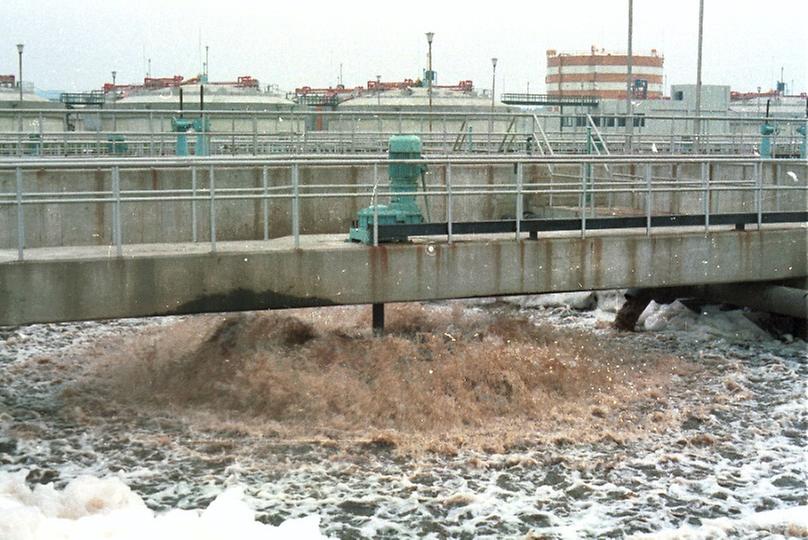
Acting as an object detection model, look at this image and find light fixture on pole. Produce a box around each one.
[111,70,117,86]
[16,43,24,104]
[425,32,434,131]
[376,74,381,107]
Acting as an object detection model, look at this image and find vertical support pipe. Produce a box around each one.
[372,303,385,337]
[191,166,198,242]
[580,163,587,238]
[645,162,652,236]
[292,163,300,249]
[262,165,269,240]
[447,163,453,244]
[209,165,216,252]
[113,166,122,257]
[516,162,523,240]
[15,167,24,261]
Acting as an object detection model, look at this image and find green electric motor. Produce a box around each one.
[348,135,426,244]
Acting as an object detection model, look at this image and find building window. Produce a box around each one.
[606,116,616,128]
[575,116,587,128]
[674,91,684,101]
[617,117,626,127]
[561,116,575,127]
[633,114,646,128]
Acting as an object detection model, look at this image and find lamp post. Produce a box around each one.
[111,70,117,87]
[491,57,497,111]
[425,32,434,131]
[626,0,633,153]
[376,74,381,107]
[490,57,497,152]
[16,43,24,104]
[694,0,704,153]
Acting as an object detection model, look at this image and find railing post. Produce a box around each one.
[95,114,102,155]
[378,115,383,153]
[775,163,781,212]
[373,162,379,247]
[516,161,523,240]
[447,163,453,244]
[580,162,587,238]
[16,113,22,157]
[37,112,44,156]
[351,115,356,153]
[442,115,448,154]
[702,161,710,232]
[756,160,762,229]
[231,117,236,156]
[645,162,652,236]
[262,165,269,240]
[112,166,122,257]
[63,117,68,157]
[148,111,154,156]
[191,166,198,242]
[292,163,300,248]
[15,167,24,261]
[252,114,258,156]
[209,165,216,252]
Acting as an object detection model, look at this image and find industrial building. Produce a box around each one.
[545,47,664,100]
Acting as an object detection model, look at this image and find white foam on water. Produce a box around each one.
[638,301,773,342]
[2,300,806,538]
[0,470,327,540]
[630,505,808,539]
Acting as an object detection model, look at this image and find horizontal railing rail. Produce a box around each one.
[0,156,805,260]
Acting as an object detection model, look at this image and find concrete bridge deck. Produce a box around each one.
[2,225,805,326]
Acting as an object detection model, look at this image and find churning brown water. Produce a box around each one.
[68,304,684,453]
[1,299,805,538]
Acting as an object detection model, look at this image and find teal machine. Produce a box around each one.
[348,135,427,244]
[759,99,776,159]
[171,87,209,156]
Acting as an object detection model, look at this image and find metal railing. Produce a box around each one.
[1,109,805,158]
[1,155,805,262]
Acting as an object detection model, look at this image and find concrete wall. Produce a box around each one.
[1,228,805,326]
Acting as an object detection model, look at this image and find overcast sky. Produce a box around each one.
[2,0,806,95]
